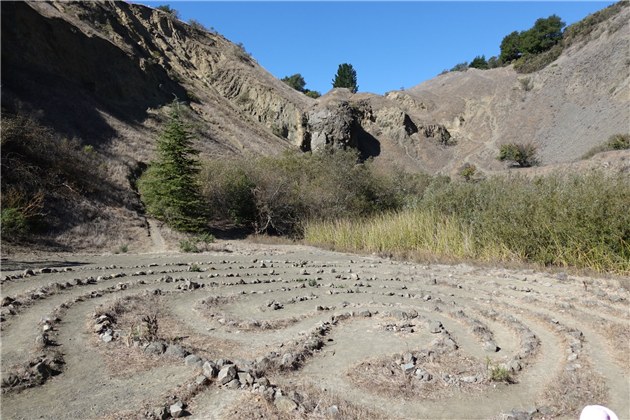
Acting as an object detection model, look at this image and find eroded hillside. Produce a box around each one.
[1,0,629,250]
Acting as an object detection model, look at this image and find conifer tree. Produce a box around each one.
[332,63,358,93]
[138,100,208,231]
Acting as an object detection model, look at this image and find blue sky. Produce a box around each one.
[137,1,616,95]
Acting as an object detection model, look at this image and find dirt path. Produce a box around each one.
[147,218,167,253]
[1,243,627,419]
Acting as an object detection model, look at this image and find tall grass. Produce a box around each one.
[305,172,630,275]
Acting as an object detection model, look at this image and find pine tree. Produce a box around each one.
[138,100,208,231]
[332,63,358,93]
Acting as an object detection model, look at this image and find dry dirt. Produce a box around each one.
[1,239,628,420]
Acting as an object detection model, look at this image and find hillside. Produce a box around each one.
[1,1,629,251]
[403,3,630,174]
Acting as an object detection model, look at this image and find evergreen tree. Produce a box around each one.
[281,74,307,92]
[469,55,488,69]
[138,100,208,231]
[332,63,358,93]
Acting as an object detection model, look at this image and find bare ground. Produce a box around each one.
[1,241,628,419]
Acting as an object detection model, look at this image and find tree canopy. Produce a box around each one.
[281,74,307,92]
[520,14,565,54]
[499,15,565,64]
[332,63,358,93]
[499,31,522,64]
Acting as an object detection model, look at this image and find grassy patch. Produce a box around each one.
[305,171,630,275]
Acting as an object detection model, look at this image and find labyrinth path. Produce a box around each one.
[1,243,628,420]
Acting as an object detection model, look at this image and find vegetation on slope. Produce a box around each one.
[0,107,144,250]
[441,1,628,75]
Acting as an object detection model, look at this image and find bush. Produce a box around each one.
[1,208,29,237]
[582,133,630,159]
[1,112,102,239]
[199,147,405,236]
[155,5,180,20]
[514,43,563,74]
[607,133,630,150]
[496,143,539,167]
[187,19,207,31]
[449,62,468,72]
[458,163,479,182]
[305,90,321,99]
[179,233,215,253]
[281,74,307,92]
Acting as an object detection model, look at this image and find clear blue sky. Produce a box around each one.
[137,1,616,95]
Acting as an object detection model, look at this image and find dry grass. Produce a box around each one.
[600,322,630,374]
[541,368,609,416]
[346,350,488,401]
[221,380,391,420]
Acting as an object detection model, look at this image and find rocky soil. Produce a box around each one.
[1,241,628,419]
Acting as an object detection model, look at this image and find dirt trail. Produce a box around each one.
[1,242,627,419]
[147,218,167,253]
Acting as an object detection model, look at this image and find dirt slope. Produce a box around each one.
[404,5,630,174]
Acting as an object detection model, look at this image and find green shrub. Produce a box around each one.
[449,62,468,72]
[305,91,321,99]
[582,133,630,159]
[487,358,514,383]
[155,5,180,20]
[518,77,533,92]
[496,143,540,167]
[458,163,478,182]
[563,1,629,47]
[514,43,563,74]
[308,279,318,287]
[187,19,207,31]
[113,244,128,254]
[1,208,29,237]
[607,133,630,150]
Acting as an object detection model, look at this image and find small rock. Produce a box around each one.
[218,365,237,385]
[170,403,184,418]
[154,406,169,420]
[428,321,443,333]
[274,396,297,413]
[203,360,218,378]
[401,363,415,374]
[165,345,187,358]
[483,341,499,352]
[224,378,241,389]
[144,342,166,355]
[185,354,202,366]
[328,405,341,418]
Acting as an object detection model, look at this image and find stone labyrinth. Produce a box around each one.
[1,244,628,420]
